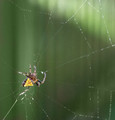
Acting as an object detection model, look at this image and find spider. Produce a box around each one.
[18,65,46,87]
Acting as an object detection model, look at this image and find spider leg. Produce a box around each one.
[36,81,41,87]
[41,72,46,84]
[29,64,32,73]
[34,65,37,76]
[18,72,27,76]
[22,78,27,86]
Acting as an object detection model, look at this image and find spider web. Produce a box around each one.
[0,0,115,120]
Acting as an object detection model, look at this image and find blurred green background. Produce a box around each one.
[0,0,115,120]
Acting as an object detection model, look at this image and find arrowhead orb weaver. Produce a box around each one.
[18,65,46,87]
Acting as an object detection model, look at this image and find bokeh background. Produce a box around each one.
[0,0,115,120]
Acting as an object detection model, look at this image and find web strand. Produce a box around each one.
[108,91,113,120]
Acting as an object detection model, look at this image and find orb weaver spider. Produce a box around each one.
[18,65,46,87]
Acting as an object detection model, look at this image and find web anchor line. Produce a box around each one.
[55,44,115,69]
[2,89,29,120]
[62,0,88,24]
